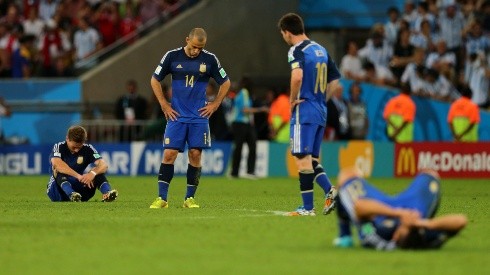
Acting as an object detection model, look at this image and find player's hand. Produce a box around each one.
[80,173,95,188]
[290,99,304,112]
[398,209,420,226]
[199,102,219,118]
[161,101,179,121]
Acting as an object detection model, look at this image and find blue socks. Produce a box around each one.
[158,163,174,201]
[299,170,315,211]
[186,164,201,199]
[60,181,74,196]
[312,160,332,195]
[99,182,112,194]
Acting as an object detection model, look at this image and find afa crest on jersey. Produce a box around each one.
[199,63,206,73]
[77,156,84,164]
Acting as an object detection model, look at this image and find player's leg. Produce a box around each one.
[46,176,69,202]
[244,124,257,177]
[333,196,354,247]
[310,125,337,214]
[51,172,83,202]
[92,174,118,202]
[396,169,441,218]
[150,121,185,208]
[230,122,247,178]
[183,123,211,208]
[287,123,315,216]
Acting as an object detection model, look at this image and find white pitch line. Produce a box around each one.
[232,208,290,216]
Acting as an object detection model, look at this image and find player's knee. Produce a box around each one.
[55,173,70,185]
[163,149,178,163]
[419,168,440,180]
[188,148,202,165]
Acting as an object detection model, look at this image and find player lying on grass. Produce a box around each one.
[333,167,467,250]
[46,125,118,202]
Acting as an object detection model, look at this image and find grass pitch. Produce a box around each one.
[0,175,488,274]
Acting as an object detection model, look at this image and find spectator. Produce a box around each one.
[0,23,23,77]
[413,1,437,34]
[73,16,102,63]
[359,27,393,69]
[464,52,490,108]
[0,96,11,143]
[340,41,364,81]
[409,19,436,50]
[425,40,456,81]
[143,83,171,140]
[37,19,71,76]
[438,3,465,72]
[362,61,396,87]
[422,68,458,102]
[326,83,350,140]
[402,0,418,30]
[11,34,35,78]
[114,79,148,141]
[45,55,74,77]
[39,0,58,21]
[94,1,120,47]
[229,77,268,179]
[385,7,401,46]
[447,85,480,142]
[390,28,415,81]
[401,48,427,94]
[383,83,416,143]
[268,88,290,143]
[464,20,490,68]
[22,8,45,40]
[347,82,369,140]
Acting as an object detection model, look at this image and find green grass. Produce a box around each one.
[0,176,489,274]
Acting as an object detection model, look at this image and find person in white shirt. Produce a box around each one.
[73,17,102,63]
[340,41,364,80]
[385,7,400,46]
[425,40,456,80]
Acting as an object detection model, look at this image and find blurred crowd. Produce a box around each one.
[0,0,188,78]
[340,0,490,109]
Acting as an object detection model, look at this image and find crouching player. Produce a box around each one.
[333,167,467,250]
[46,125,118,202]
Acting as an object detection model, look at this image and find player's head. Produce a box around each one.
[66,125,87,153]
[278,13,305,45]
[185,28,207,58]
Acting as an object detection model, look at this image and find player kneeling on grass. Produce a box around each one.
[333,167,467,250]
[46,125,118,202]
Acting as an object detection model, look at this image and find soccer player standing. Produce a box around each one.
[149,28,230,209]
[278,13,341,216]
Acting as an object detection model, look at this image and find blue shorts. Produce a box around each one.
[290,123,325,158]
[46,176,96,202]
[393,173,441,218]
[163,121,211,152]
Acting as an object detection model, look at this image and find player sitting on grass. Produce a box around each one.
[333,167,467,250]
[46,125,118,202]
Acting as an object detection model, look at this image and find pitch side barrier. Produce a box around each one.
[2,141,489,178]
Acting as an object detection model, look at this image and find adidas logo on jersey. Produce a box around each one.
[176,64,183,69]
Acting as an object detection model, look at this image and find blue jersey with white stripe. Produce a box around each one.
[153,47,229,123]
[288,40,340,126]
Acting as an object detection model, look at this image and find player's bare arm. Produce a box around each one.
[151,77,179,121]
[51,157,83,182]
[354,198,420,225]
[290,68,304,110]
[199,79,231,118]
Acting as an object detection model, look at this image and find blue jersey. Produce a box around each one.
[49,141,101,175]
[153,47,229,123]
[288,40,340,126]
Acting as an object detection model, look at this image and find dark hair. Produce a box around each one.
[67,125,87,143]
[278,13,305,35]
[387,6,399,15]
[459,85,473,98]
[239,76,253,91]
[400,82,412,95]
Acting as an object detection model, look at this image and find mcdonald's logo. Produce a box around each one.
[397,147,416,175]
